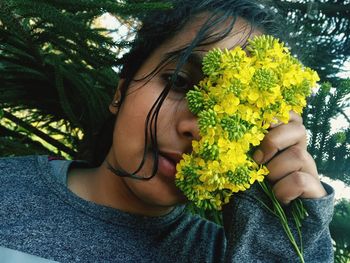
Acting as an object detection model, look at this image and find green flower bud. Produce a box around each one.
[226,167,250,185]
[198,109,217,132]
[227,79,244,97]
[220,114,250,141]
[186,88,205,115]
[202,49,222,76]
[199,141,219,161]
[282,88,298,106]
[252,68,278,92]
[247,35,280,59]
[299,79,313,96]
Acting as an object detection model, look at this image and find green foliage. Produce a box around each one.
[0,0,171,160]
[331,199,350,263]
[272,0,350,82]
[304,80,350,185]
[0,123,53,156]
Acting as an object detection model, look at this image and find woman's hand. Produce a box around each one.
[253,111,327,205]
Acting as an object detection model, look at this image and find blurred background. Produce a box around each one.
[0,1,349,261]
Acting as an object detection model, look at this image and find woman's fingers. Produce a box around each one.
[253,120,307,164]
[252,111,327,203]
[273,171,327,205]
[266,146,318,182]
[268,111,303,129]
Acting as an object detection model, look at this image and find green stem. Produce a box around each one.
[259,181,306,263]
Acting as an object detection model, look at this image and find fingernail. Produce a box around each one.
[253,149,264,163]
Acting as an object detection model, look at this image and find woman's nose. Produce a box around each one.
[176,110,201,142]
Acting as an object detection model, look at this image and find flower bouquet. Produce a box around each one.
[175,35,319,262]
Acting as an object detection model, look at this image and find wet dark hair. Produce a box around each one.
[94,0,283,178]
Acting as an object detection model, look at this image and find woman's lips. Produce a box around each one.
[157,152,182,178]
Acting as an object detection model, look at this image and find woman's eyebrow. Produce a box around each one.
[187,53,204,69]
[161,51,204,70]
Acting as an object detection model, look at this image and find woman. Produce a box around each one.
[0,0,334,262]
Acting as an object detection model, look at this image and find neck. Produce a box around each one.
[67,164,174,217]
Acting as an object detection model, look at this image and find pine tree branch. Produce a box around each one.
[0,124,54,154]
[2,110,76,156]
[276,1,350,19]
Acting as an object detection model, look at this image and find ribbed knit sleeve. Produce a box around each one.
[222,182,334,262]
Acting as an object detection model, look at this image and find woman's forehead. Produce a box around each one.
[164,16,260,54]
[136,16,261,77]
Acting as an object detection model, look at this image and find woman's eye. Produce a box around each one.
[162,73,191,92]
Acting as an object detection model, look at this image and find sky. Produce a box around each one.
[322,176,350,202]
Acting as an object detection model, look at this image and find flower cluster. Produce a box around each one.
[175,35,319,210]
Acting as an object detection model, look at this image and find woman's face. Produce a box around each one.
[106,15,260,213]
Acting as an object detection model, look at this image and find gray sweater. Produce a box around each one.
[0,155,334,262]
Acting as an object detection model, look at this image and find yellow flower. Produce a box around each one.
[282,66,304,87]
[234,67,255,84]
[249,166,269,184]
[175,35,318,210]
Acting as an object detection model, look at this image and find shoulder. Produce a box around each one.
[0,155,39,170]
[0,154,40,164]
[0,155,53,183]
